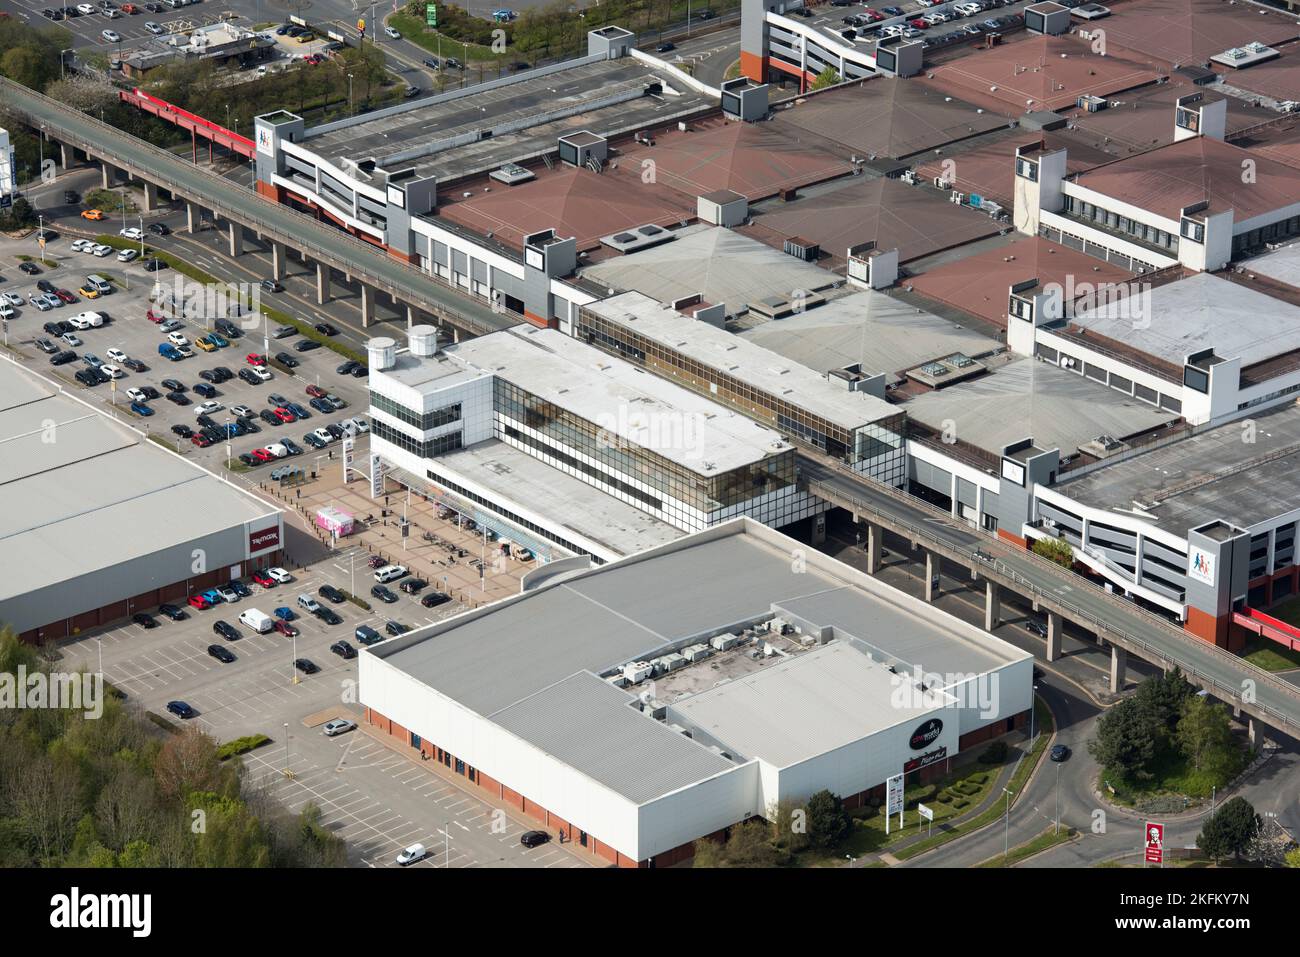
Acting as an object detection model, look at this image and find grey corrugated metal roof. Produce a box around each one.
[0,366,280,604]
[492,673,732,804]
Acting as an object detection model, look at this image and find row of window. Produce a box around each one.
[1063,196,1178,251]
[370,391,462,432]
[372,419,463,458]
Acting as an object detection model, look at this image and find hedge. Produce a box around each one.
[216,733,272,761]
[343,591,373,612]
[145,711,180,734]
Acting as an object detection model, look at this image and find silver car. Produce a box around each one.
[323,718,357,737]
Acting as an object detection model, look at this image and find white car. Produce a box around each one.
[395,844,427,866]
[106,347,128,363]
[264,443,289,459]
[76,2,95,12]
[385,26,401,38]
[231,404,254,418]
[70,238,91,253]
[167,331,189,347]
[92,244,113,257]
[126,387,147,402]
[0,304,15,320]
[174,344,193,358]
[119,226,143,241]
[102,29,121,42]
[249,366,272,382]
[117,248,139,263]
[100,364,124,379]
[195,400,224,416]
[1,292,22,307]
[144,20,164,33]
[341,416,370,435]
[954,2,983,14]
[267,567,293,584]
[69,312,103,330]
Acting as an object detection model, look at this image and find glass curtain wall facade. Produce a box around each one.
[575,310,907,487]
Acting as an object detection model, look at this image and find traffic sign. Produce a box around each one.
[426,3,437,26]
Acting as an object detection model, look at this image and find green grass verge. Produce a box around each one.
[93,235,368,365]
[1100,740,1251,805]
[84,187,138,216]
[216,733,272,761]
[343,592,373,612]
[387,13,499,62]
[977,826,1077,867]
[893,696,1055,862]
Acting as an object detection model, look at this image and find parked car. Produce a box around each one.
[420,591,451,609]
[1050,744,1072,762]
[330,640,357,659]
[293,658,319,675]
[213,620,240,641]
[395,843,427,866]
[132,612,158,628]
[520,830,551,848]
[324,718,356,736]
[166,700,197,719]
[319,584,346,604]
[207,644,236,663]
[158,603,186,621]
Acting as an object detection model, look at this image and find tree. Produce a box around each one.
[153,729,226,801]
[725,819,783,867]
[1032,536,1075,568]
[1088,697,1156,781]
[1197,796,1258,863]
[1175,695,1234,774]
[806,789,851,848]
[1286,846,1300,869]
[1135,668,1195,744]
[690,836,727,867]
[810,67,841,91]
[769,798,811,854]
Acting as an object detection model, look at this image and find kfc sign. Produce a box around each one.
[249,525,281,553]
[1144,821,1164,864]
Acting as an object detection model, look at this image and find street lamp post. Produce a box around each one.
[1029,685,1038,748]
[1055,762,1061,835]
[1003,787,1014,859]
[348,74,355,115]
[283,721,290,774]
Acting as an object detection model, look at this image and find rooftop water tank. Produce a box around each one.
[367,336,397,371]
[408,324,439,357]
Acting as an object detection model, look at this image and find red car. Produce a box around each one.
[55,289,77,304]
[273,406,296,423]
[251,448,275,463]
[909,17,930,28]
[274,619,299,637]
[121,2,140,11]
[305,384,326,398]
[246,353,268,366]
[188,594,212,610]
[146,308,165,323]
[191,433,214,448]
[251,570,276,587]
[864,8,886,20]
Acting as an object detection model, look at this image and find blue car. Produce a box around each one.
[130,401,154,417]
[158,343,183,361]
[309,397,333,413]
[202,588,224,605]
[274,606,295,621]
[285,402,310,419]
[166,700,197,719]
[208,332,229,348]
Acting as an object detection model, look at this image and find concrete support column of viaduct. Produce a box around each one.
[316,262,331,305]
[142,181,160,213]
[100,161,116,189]
[60,142,73,170]
[984,580,1000,632]
[271,242,286,281]
[186,202,198,234]
[228,222,243,258]
[924,551,937,602]
[360,284,376,328]
[1046,611,1062,662]
[857,517,882,574]
[1109,645,1127,693]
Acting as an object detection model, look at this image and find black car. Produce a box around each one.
[423,56,440,69]
[445,57,462,70]
[420,591,451,609]
[293,658,319,675]
[166,391,191,406]
[166,700,197,719]
[75,368,104,387]
[214,320,241,339]
[258,408,280,426]
[354,626,382,646]
[161,378,185,392]
[520,830,550,848]
[295,339,322,353]
[336,360,359,375]
[132,612,158,628]
[63,189,80,204]
[51,351,78,366]
[319,584,346,604]
[171,423,193,437]
[282,438,304,456]
[1050,744,1071,762]
[207,644,236,663]
[314,322,339,337]
[330,640,357,659]
[124,358,147,373]
[38,280,56,294]
[230,580,252,599]
[198,369,221,383]
[213,620,240,641]
[143,259,167,272]
[193,383,217,399]
[314,607,343,626]
[238,453,257,467]
[325,423,345,440]
[196,414,216,430]
[139,385,161,400]
[656,42,675,53]
[351,364,368,378]
[239,368,262,385]
[371,585,398,604]
[399,579,426,595]
[385,620,407,637]
[211,366,234,381]
[274,352,299,368]
[148,222,170,235]
[43,321,63,336]
[19,262,41,275]
[158,603,186,621]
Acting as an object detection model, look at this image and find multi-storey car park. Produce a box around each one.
[0,360,284,644]
[359,518,1033,868]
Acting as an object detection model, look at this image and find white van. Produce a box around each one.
[238,608,274,634]
[86,275,112,295]
[373,564,408,584]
